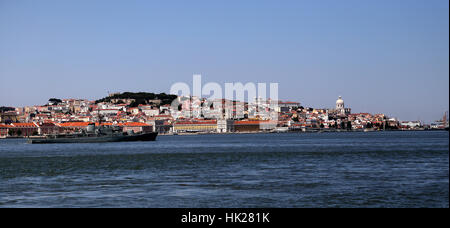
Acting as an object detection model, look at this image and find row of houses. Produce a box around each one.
[0,119,287,137]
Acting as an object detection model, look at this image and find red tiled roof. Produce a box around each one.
[95,123,113,126]
[175,120,217,125]
[120,122,151,127]
[10,123,38,128]
[58,122,92,127]
[58,122,122,127]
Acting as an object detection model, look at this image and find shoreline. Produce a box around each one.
[1,129,448,139]
[158,128,449,136]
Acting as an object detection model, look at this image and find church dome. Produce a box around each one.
[336,96,344,105]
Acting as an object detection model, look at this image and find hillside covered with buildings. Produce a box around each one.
[0,92,448,138]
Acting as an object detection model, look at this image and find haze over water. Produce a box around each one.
[0,131,448,208]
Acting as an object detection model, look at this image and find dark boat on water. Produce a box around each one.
[28,123,157,144]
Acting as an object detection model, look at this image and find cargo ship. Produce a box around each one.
[28,123,157,144]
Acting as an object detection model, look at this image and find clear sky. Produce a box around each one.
[0,0,448,122]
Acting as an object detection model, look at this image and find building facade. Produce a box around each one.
[217,119,235,133]
[173,120,217,133]
[38,122,60,135]
[400,121,422,129]
[121,122,153,133]
[9,123,39,136]
[0,124,9,137]
[234,120,276,132]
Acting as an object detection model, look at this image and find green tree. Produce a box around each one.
[16,129,22,136]
[95,92,177,106]
[48,98,62,104]
[0,107,15,112]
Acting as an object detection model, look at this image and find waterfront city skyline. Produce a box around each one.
[0,0,449,123]
[0,0,448,211]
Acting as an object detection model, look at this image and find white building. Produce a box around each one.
[336,96,351,116]
[400,121,421,128]
[217,119,234,133]
[98,109,120,116]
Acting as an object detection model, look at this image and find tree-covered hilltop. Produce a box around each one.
[0,107,15,112]
[48,98,62,105]
[95,92,178,107]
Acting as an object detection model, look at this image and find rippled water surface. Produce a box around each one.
[0,131,448,207]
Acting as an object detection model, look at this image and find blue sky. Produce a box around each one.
[0,0,448,122]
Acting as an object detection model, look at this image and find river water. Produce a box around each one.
[0,131,448,207]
